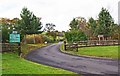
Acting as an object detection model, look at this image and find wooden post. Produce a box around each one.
[18,43,22,56]
[64,41,67,50]
[76,43,78,52]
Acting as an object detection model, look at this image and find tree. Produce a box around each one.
[16,7,43,43]
[44,23,56,32]
[111,24,120,39]
[96,7,114,39]
[0,18,18,43]
[28,15,42,43]
[44,23,56,42]
[69,18,78,30]
[48,31,57,41]
[87,17,97,39]
[67,17,88,42]
[1,23,10,43]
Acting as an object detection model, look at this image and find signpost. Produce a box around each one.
[9,31,21,56]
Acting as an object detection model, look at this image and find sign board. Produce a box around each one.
[9,34,20,43]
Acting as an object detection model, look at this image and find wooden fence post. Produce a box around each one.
[76,43,78,52]
[64,41,67,51]
[18,43,22,56]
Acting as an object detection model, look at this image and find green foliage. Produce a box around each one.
[46,31,57,41]
[1,23,13,43]
[43,35,54,43]
[27,15,43,34]
[18,7,32,35]
[96,7,114,37]
[16,7,43,43]
[111,24,120,39]
[44,23,57,42]
[86,8,117,40]
[87,17,97,36]
[69,18,79,30]
[44,23,56,32]
[65,30,87,42]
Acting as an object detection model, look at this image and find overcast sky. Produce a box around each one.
[0,0,119,31]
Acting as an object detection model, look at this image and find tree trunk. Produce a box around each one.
[24,35,27,44]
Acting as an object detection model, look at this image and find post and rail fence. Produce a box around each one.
[2,43,21,55]
[64,40,120,52]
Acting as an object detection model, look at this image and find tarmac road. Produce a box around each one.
[25,42,119,75]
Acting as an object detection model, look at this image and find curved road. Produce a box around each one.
[25,42,118,75]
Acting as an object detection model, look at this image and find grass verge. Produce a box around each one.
[2,52,75,74]
[60,44,118,59]
[21,43,47,57]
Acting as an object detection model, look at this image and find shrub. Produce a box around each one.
[35,35,44,43]
[43,35,54,43]
[26,34,44,44]
[65,30,88,42]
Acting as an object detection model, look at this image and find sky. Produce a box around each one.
[0,0,119,31]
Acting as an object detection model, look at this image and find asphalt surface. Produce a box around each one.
[25,42,119,75]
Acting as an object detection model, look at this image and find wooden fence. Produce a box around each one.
[64,40,120,52]
[2,43,21,53]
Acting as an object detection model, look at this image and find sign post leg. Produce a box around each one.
[18,43,22,56]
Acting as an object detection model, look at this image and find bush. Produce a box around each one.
[34,35,44,43]
[65,30,87,42]
[26,34,44,44]
[43,35,54,43]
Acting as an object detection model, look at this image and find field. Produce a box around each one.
[60,44,118,59]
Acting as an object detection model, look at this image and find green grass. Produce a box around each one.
[60,44,118,59]
[2,52,75,74]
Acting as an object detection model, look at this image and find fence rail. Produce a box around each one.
[2,43,21,52]
[64,40,120,52]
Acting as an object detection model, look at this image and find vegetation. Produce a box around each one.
[21,43,46,57]
[0,18,19,43]
[60,44,118,59]
[65,17,87,42]
[16,7,43,44]
[96,8,114,37]
[65,30,87,42]
[26,34,44,44]
[44,23,57,42]
[68,7,120,41]
[69,18,79,30]
[44,23,56,32]
[2,53,75,74]
[87,8,119,40]
[87,17,97,38]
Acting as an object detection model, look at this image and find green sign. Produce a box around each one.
[9,34,20,43]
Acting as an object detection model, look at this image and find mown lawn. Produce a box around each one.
[60,44,118,59]
[2,52,75,74]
